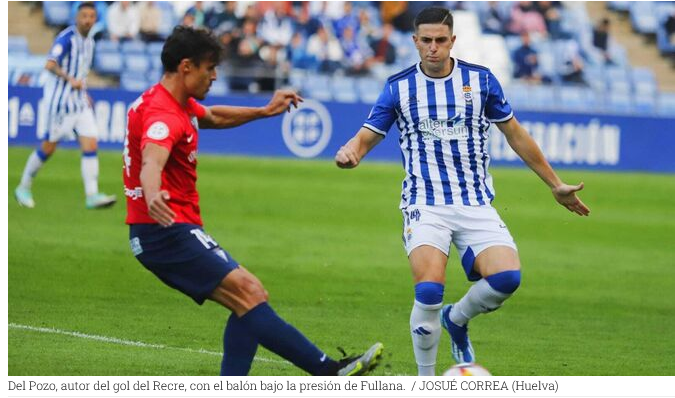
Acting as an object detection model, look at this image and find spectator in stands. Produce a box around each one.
[370,23,397,66]
[509,1,547,38]
[306,25,344,73]
[288,32,316,70]
[664,11,675,45]
[340,25,373,75]
[234,18,266,67]
[294,5,321,39]
[513,32,544,83]
[333,2,360,39]
[357,7,379,43]
[381,2,415,33]
[210,1,240,36]
[138,2,163,42]
[184,1,207,28]
[259,2,294,47]
[559,39,587,85]
[106,1,139,42]
[481,1,509,35]
[592,18,615,65]
[537,1,568,40]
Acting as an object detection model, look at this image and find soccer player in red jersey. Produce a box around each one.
[123,26,382,376]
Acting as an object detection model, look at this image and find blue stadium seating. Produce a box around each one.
[96,39,119,54]
[120,40,146,55]
[146,69,162,84]
[657,93,675,116]
[356,78,383,104]
[606,92,634,114]
[120,72,150,92]
[43,1,71,26]
[630,2,659,34]
[94,52,123,75]
[209,79,230,97]
[9,36,29,54]
[124,55,151,74]
[303,75,333,102]
[331,76,358,103]
[147,42,164,57]
[558,86,598,112]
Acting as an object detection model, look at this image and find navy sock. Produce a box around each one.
[221,313,258,376]
[239,303,336,375]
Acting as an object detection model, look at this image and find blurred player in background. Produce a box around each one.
[14,2,116,209]
[335,7,590,376]
[124,25,382,376]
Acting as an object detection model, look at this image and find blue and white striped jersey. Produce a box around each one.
[43,25,95,117]
[363,59,514,208]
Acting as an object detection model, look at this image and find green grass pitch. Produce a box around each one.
[8,146,675,375]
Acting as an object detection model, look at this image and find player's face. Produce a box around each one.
[76,7,97,37]
[413,24,456,76]
[185,59,217,100]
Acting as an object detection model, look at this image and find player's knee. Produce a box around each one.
[239,277,268,306]
[414,281,444,306]
[485,270,521,295]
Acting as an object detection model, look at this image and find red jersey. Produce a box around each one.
[124,84,207,225]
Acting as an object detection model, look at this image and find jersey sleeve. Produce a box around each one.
[363,83,397,136]
[484,71,514,123]
[47,34,72,65]
[140,110,184,152]
[188,97,207,119]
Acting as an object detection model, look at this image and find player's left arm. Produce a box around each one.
[497,116,590,216]
[198,89,303,129]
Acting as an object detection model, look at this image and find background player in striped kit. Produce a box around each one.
[335,7,590,375]
[15,2,116,209]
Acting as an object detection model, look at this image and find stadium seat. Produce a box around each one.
[124,54,151,74]
[606,92,634,114]
[94,52,123,75]
[146,69,162,83]
[634,94,656,114]
[43,1,71,26]
[303,74,332,102]
[357,78,383,104]
[156,2,177,38]
[8,36,29,55]
[558,86,598,112]
[657,93,675,116]
[630,2,658,35]
[120,40,146,55]
[95,39,119,54]
[503,82,530,110]
[209,79,229,97]
[147,42,164,57]
[608,1,631,12]
[120,73,150,92]
[331,76,358,103]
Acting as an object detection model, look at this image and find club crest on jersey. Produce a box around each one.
[146,121,169,140]
[463,86,473,104]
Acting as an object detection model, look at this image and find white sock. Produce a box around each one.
[410,300,442,376]
[19,150,47,189]
[81,153,99,197]
[449,279,511,327]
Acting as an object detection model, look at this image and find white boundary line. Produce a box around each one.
[8,323,290,366]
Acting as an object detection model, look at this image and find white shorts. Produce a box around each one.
[401,205,517,281]
[46,107,98,143]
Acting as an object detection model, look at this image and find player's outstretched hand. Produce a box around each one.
[147,190,176,227]
[335,145,360,169]
[264,89,304,116]
[552,182,590,216]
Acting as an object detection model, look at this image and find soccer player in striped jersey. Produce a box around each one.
[335,7,590,375]
[15,2,116,209]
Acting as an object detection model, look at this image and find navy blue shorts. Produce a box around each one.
[129,223,239,305]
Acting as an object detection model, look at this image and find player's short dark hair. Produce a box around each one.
[161,26,223,72]
[414,7,454,32]
[77,2,96,12]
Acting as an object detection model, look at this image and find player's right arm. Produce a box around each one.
[335,128,384,169]
[336,81,396,169]
[140,143,175,227]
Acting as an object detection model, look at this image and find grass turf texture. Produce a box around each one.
[8,146,675,376]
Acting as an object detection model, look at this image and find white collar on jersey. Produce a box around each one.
[416,56,460,82]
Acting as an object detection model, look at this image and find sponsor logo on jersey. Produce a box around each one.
[418,118,468,140]
[124,186,144,200]
[146,121,169,140]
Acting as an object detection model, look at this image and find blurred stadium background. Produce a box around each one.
[8,1,675,376]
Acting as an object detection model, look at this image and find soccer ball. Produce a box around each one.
[443,363,492,376]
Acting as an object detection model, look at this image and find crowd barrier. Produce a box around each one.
[9,85,675,173]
